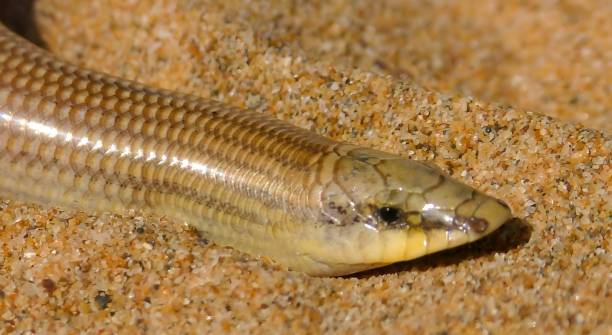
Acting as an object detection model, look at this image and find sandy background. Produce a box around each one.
[1,0,610,333]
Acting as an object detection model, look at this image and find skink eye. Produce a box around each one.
[375,206,403,224]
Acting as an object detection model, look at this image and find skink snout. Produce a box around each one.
[463,194,513,237]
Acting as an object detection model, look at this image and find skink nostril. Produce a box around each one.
[450,215,489,233]
[466,217,489,233]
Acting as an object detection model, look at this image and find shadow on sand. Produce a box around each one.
[1,0,45,47]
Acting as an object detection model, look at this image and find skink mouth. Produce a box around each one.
[420,215,490,233]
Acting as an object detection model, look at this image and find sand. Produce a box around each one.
[1,0,610,333]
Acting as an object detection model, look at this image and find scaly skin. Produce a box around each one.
[0,22,512,275]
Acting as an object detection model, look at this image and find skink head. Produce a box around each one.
[304,146,513,275]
